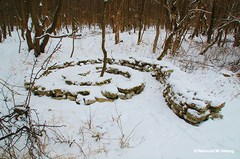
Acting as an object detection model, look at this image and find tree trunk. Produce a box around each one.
[2,24,7,40]
[100,0,108,77]
[115,0,125,44]
[157,32,174,60]
[40,0,63,53]
[207,0,216,44]
[137,0,146,45]
[153,19,160,53]
[19,0,26,40]
[26,28,34,51]
[233,24,240,47]
[0,29,2,43]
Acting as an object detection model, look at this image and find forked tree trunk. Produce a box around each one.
[40,0,63,53]
[137,0,146,45]
[100,0,108,77]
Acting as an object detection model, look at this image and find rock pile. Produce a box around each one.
[25,57,225,126]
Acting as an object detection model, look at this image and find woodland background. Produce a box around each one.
[0,0,239,51]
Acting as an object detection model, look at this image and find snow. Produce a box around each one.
[0,27,240,159]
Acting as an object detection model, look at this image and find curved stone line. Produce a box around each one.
[24,57,225,126]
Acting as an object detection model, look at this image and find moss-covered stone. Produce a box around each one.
[117,83,145,94]
[33,90,45,96]
[184,109,210,124]
[78,70,91,76]
[54,89,63,97]
[96,98,114,103]
[118,93,126,100]
[80,81,92,86]
[209,102,225,113]
[51,96,66,100]
[95,78,112,86]
[126,91,135,99]
[84,98,97,105]
[67,95,76,101]
[209,112,223,120]
[78,91,90,96]
[101,90,118,99]
[65,80,73,85]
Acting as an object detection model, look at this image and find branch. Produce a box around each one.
[189,9,212,14]
[0,126,30,141]
[36,31,82,40]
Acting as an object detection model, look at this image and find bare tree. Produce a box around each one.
[100,0,109,77]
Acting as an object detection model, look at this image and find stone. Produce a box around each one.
[78,70,91,76]
[84,98,97,105]
[172,103,184,112]
[33,90,45,96]
[78,91,90,96]
[118,93,126,100]
[135,83,145,94]
[67,95,76,101]
[208,102,225,113]
[54,89,63,97]
[209,112,223,120]
[184,109,210,125]
[95,78,112,86]
[101,90,118,99]
[117,83,145,94]
[76,95,83,104]
[96,98,114,103]
[126,91,135,99]
[51,96,66,100]
[80,81,92,86]
[186,100,209,113]
[65,80,73,85]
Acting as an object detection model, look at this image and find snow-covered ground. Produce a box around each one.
[0,27,239,159]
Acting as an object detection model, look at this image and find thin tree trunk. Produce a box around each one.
[26,28,34,51]
[157,32,174,60]
[233,24,240,47]
[2,24,7,40]
[0,28,2,43]
[199,30,221,55]
[100,0,108,77]
[70,32,75,58]
[19,0,26,40]
[207,0,216,44]
[115,0,125,44]
[221,27,229,47]
[153,19,160,53]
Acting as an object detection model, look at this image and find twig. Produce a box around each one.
[74,140,87,157]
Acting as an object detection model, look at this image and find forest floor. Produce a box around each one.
[0,27,240,159]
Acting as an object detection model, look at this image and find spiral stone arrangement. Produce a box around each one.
[25,57,225,126]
